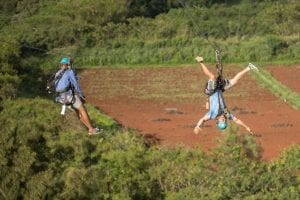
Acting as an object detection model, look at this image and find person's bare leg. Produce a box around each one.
[200,63,215,80]
[76,106,94,132]
[75,109,86,127]
[229,63,259,86]
[196,57,215,80]
[229,67,250,86]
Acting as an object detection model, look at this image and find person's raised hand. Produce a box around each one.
[195,56,204,63]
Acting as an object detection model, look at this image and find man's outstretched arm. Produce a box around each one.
[232,116,253,134]
[194,114,210,134]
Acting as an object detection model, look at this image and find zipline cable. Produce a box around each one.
[178,0,223,77]
[178,0,220,51]
[0,39,50,54]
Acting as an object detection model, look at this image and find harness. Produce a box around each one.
[215,51,231,118]
[46,69,67,94]
[56,70,76,105]
[46,69,76,114]
[215,50,226,92]
[207,50,231,118]
[217,91,230,118]
[204,50,226,95]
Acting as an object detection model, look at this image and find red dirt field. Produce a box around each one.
[80,65,300,161]
[267,65,300,93]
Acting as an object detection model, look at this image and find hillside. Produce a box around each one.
[1,98,299,199]
[0,0,300,199]
[0,0,299,68]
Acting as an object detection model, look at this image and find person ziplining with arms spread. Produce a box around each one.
[193,56,259,135]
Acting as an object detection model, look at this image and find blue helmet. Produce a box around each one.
[217,121,227,130]
[60,57,69,65]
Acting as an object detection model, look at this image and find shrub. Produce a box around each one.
[0,98,300,199]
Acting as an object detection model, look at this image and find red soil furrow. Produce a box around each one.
[80,65,300,161]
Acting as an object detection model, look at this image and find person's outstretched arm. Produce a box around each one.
[194,114,210,134]
[195,56,215,81]
[232,116,253,134]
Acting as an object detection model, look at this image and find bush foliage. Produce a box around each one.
[0,1,299,199]
[0,0,299,67]
[0,98,299,199]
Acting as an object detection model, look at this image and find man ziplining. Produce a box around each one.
[47,57,100,135]
[193,55,259,135]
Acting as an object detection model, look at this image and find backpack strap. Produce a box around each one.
[216,75,226,92]
[54,69,68,90]
[46,69,68,94]
[217,91,228,115]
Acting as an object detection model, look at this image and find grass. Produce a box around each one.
[85,104,119,130]
[253,68,300,110]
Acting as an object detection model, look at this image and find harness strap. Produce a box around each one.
[56,84,72,94]
[217,91,230,117]
[204,50,225,96]
[57,86,76,105]
[215,50,222,77]
[54,69,68,90]
[215,49,225,91]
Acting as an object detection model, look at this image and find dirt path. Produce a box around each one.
[80,65,300,161]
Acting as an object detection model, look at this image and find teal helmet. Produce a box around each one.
[60,57,69,65]
[217,121,227,130]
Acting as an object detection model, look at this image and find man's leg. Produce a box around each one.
[228,63,258,87]
[200,63,215,80]
[195,56,215,80]
[229,67,250,86]
[76,105,94,133]
[72,95,98,134]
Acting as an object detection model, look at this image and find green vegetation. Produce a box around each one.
[0,0,299,68]
[1,98,299,199]
[254,68,300,109]
[0,36,20,105]
[0,0,300,199]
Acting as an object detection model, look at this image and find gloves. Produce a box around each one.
[195,56,204,63]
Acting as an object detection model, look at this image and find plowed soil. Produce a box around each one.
[267,65,300,93]
[80,65,300,161]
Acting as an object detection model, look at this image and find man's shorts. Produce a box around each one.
[71,95,83,109]
[56,94,82,109]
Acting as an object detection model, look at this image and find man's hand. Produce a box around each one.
[246,127,254,135]
[195,56,204,63]
[194,126,202,134]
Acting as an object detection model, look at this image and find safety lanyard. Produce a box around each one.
[217,91,227,115]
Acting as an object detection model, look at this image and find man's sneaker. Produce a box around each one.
[88,127,103,135]
[195,56,204,63]
[248,63,259,72]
